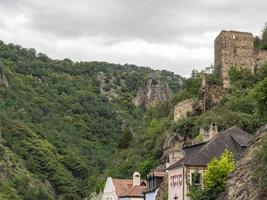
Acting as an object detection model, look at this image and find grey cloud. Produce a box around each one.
[0,0,266,76]
[1,0,266,42]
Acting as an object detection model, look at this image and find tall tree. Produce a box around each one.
[261,22,267,49]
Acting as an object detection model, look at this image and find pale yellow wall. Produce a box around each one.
[184,166,206,200]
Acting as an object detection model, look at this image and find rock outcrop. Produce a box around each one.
[194,75,225,113]
[97,72,118,101]
[0,73,8,88]
[133,77,172,108]
[161,133,192,165]
[218,126,267,200]
[173,99,194,122]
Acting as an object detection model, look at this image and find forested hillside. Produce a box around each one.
[1,40,267,200]
[0,41,184,199]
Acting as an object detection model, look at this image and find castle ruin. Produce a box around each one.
[215,30,267,87]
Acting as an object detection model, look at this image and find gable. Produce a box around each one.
[103,177,116,193]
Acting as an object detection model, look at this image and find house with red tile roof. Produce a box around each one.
[102,172,147,200]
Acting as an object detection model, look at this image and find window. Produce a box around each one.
[191,172,201,185]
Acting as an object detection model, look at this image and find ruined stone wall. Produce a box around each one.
[215,30,255,87]
[173,99,194,122]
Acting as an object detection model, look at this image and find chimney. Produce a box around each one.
[133,172,141,186]
[208,123,218,140]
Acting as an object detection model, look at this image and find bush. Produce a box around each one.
[188,150,235,200]
[253,77,267,121]
[204,150,235,193]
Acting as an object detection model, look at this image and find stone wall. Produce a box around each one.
[215,30,255,88]
[173,99,194,122]
[218,126,267,200]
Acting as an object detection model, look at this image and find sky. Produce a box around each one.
[0,0,266,76]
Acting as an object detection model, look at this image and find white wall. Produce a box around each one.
[168,166,184,200]
[102,177,118,200]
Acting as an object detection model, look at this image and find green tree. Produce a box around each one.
[118,127,133,149]
[228,66,256,89]
[189,150,235,200]
[254,36,261,49]
[253,77,267,121]
[262,22,267,50]
[204,150,235,193]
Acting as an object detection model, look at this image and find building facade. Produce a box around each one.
[167,126,252,200]
[102,172,147,200]
[143,169,166,200]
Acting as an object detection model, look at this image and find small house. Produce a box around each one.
[102,172,147,200]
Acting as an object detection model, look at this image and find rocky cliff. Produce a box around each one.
[218,126,267,200]
[97,72,118,101]
[173,99,194,122]
[133,77,172,108]
[193,76,225,113]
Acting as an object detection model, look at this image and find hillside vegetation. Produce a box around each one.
[1,39,267,199]
[0,41,183,199]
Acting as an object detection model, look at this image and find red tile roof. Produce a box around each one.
[112,179,147,197]
[149,171,166,177]
[120,185,147,197]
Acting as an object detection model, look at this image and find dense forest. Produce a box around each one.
[1,26,267,199]
[0,41,184,199]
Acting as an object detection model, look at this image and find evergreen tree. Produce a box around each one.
[262,22,267,49]
[118,127,133,149]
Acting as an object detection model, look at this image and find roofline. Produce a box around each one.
[167,163,207,170]
[184,164,207,168]
[215,30,253,42]
[119,195,144,198]
[166,162,183,170]
[143,186,159,194]
[182,141,208,150]
[147,173,166,178]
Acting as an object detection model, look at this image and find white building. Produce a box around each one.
[102,172,147,200]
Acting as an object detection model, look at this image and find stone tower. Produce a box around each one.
[214,30,255,87]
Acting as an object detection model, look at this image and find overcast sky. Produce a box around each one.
[0,0,266,76]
